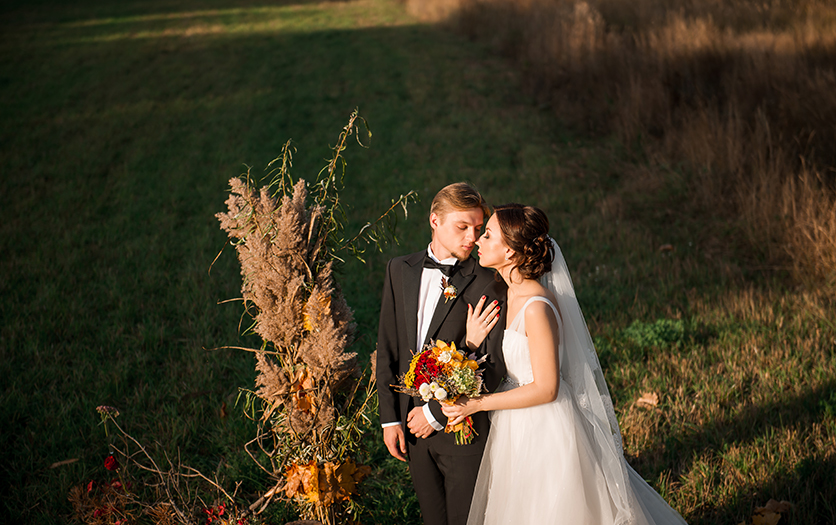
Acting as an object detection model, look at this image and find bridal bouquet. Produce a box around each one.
[397,340,485,445]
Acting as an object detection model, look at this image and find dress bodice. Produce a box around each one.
[502,296,562,387]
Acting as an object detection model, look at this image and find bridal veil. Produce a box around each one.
[541,238,635,524]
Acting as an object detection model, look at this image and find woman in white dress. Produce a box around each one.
[443,204,688,525]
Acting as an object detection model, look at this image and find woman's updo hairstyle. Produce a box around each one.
[494,204,554,280]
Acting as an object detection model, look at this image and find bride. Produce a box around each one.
[442,204,688,525]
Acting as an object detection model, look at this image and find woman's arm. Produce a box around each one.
[443,300,560,425]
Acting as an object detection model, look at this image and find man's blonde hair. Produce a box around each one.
[430,182,489,221]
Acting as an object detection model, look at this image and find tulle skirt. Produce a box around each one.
[467,385,688,525]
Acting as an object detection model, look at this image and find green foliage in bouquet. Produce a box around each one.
[216,110,414,524]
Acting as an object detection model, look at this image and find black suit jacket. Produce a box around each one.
[376,250,507,454]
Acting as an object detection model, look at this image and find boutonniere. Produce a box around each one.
[441,276,457,303]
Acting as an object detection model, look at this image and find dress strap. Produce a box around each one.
[508,296,560,335]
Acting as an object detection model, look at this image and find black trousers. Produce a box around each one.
[408,435,484,525]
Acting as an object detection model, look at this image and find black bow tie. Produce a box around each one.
[422,254,459,277]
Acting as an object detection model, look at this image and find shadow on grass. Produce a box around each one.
[630,379,836,524]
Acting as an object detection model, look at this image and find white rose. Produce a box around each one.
[439,350,452,363]
[434,388,448,401]
[418,383,432,400]
[429,381,439,392]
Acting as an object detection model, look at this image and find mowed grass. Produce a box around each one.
[0,0,834,524]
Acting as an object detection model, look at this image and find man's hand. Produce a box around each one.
[383,425,407,461]
[407,406,436,439]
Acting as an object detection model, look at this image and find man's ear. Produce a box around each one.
[429,212,440,232]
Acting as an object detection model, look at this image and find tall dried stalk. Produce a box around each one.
[216,110,414,524]
[73,113,411,525]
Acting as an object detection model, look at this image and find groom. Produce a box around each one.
[376,182,506,525]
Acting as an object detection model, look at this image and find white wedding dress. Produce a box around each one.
[467,261,689,525]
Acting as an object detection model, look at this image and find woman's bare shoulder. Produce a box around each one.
[523,293,559,323]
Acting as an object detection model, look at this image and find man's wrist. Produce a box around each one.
[422,404,444,431]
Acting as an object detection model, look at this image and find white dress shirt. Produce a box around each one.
[382,245,456,431]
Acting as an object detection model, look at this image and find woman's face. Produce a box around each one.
[476,215,513,269]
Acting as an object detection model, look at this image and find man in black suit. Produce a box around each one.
[376,182,507,525]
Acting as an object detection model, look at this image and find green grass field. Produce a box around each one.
[1,0,834,523]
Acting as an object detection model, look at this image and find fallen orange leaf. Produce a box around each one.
[752,510,781,525]
[752,499,792,525]
[760,500,792,514]
[636,392,659,408]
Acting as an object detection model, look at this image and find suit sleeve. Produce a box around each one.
[426,397,448,427]
[376,259,401,425]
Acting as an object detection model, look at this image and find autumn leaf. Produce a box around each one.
[310,458,374,507]
[752,510,781,525]
[284,460,319,503]
[290,367,318,414]
[334,458,371,502]
[303,293,332,332]
[752,499,792,525]
[636,392,659,408]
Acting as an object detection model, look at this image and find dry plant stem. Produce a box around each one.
[320,111,366,202]
[182,465,239,503]
[336,191,417,253]
[244,435,277,476]
[107,419,191,523]
[106,417,263,524]
[208,238,231,275]
[247,481,283,515]
[211,345,281,356]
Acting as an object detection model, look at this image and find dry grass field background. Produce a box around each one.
[408,0,836,286]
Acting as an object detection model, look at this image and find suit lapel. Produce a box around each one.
[401,252,424,352]
[424,258,477,345]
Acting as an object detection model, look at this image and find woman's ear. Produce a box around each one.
[504,248,515,261]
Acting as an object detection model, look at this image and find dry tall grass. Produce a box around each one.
[407,0,836,286]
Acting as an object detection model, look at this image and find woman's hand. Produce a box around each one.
[442,396,481,427]
[466,295,500,350]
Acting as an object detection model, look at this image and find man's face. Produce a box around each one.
[430,208,485,261]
